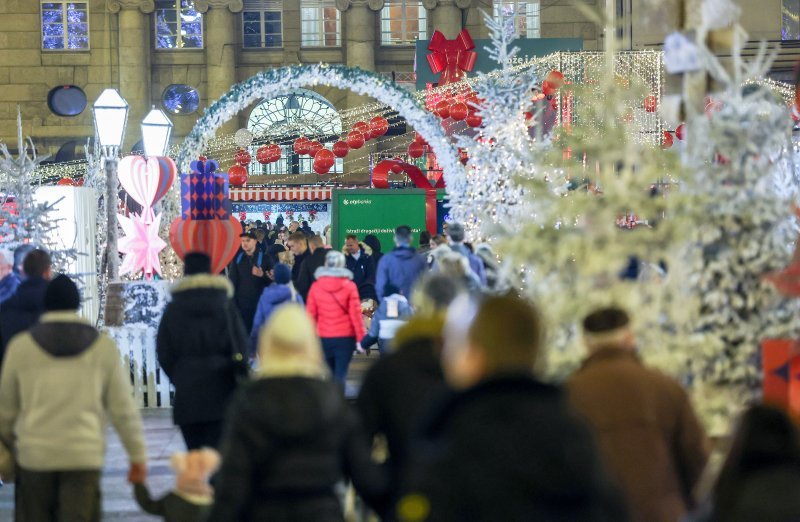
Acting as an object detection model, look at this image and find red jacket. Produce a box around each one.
[307,271,366,340]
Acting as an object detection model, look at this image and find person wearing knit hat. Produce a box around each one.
[156,252,249,451]
[249,263,304,353]
[0,274,147,521]
[208,303,387,521]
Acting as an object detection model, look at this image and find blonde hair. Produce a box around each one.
[257,303,329,379]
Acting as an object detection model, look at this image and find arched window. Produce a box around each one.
[247,89,343,176]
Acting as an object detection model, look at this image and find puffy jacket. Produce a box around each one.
[0,276,48,358]
[306,267,366,340]
[375,246,427,300]
[0,273,20,306]
[250,284,303,350]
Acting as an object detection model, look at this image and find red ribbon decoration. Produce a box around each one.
[427,29,478,86]
[372,160,445,235]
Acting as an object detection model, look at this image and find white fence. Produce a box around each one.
[106,326,173,409]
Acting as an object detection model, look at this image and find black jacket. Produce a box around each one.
[295,248,329,302]
[0,277,48,359]
[227,249,273,332]
[346,250,377,301]
[291,250,310,286]
[156,275,248,427]
[400,375,627,522]
[208,377,387,522]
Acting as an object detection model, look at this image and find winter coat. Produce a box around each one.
[0,276,48,358]
[157,275,249,427]
[295,247,328,301]
[291,250,310,285]
[718,464,800,521]
[450,243,487,287]
[0,272,20,306]
[400,375,627,522]
[250,284,304,350]
[345,249,377,301]
[134,483,211,522]
[306,267,366,340]
[227,249,274,332]
[207,377,387,522]
[568,347,709,522]
[363,235,383,267]
[361,294,412,348]
[356,317,448,515]
[375,246,426,301]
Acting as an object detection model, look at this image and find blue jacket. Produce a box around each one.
[0,273,20,306]
[0,277,48,358]
[451,244,488,287]
[250,284,303,351]
[375,246,427,300]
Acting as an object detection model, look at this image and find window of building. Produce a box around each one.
[300,0,340,47]
[162,84,200,114]
[493,1,540,38]
[247,89,343,175]
[155,0,203,49]
[243,0,282,48]
[381,1,426,45]
[41,2,89,50]
[783,0,800,39]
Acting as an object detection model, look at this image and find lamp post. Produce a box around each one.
[141,107,173,159]
[93,89,129,282]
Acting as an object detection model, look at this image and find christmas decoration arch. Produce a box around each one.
[177,64,466,191]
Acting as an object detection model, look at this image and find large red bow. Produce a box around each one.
[427,29,477,85]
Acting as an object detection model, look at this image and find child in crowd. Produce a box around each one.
[250,263,303,353]
[361,283,412,356]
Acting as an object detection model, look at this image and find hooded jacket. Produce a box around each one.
[0,312,146,471]
[306,267,366,340]
[157,275,249,426]
[0,276,48,358]
[207,377,387,521]
[250,284,303,350]
[375,246,427,301]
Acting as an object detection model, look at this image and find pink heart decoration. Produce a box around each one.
[118,156,177,212]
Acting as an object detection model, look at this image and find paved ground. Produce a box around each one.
[0,353,376,521]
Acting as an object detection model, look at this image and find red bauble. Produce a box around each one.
[524,111,533,121]
[545,71,565,90]
[57,177,74,186]
[391,159,404,174]
[332,140,350,158]
[466,112,483,128]
[266,144,282,162]
[450,102,468,121]
[414,132,427,145]
[369,116,389,137]
[308,140,324,157]
[228,165,248,187]
[661,131,674,149]
[408,141,425,159]
[314,148,335,170]
[353,121,370,137]
[435,100,451,119]
[346,131,365,149]
[294,137,311,155]
[235,149,252,166]
[313,162,331,175]
[675,123,686,141]
[643,95,658,113]
[256,145,271,164]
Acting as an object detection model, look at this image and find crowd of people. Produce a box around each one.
[0,225,799,521]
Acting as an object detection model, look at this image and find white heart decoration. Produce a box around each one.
[118,156,161,212]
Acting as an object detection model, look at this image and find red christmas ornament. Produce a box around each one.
[450,102,468,121]
[266,144,282,162]
[313,162,331,175]
[57,177,74,186]
[391,159,404,174]
[308,140,324,157]
[294,137,311,155]
[353,121,370,137]
[332,140,350,158]
[675,123,686,140]
[661,131,674,149]
[643,95,658,113]
[408,141,425,159]
[369,116,389,137]
[414,132,427,145]
[235,149,252,166]
[256,145,271,164]
[313,148,335,170]
[524,111,533,121]
[435,100,451,119]
[346,131,365,149]
[466,111,483,128]
[228,164,248,187]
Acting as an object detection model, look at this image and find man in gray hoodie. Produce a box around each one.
[0,274,147,521]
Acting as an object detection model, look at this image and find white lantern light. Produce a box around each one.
[141,107,173,158]
[92,89,129,149]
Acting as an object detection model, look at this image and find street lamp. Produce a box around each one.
[93,88,128,282]
[141,107,173,158]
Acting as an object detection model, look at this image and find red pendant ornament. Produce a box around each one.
[313,148,335,171]
[308,140,324,157]
[643,95,658,113]
[332,140,350,158]
[347,131,365,149]
[313,162,331,175]
[369,116,389,137]
[435,100,451,119]
[675,123,686,140]
[228,164,248,187]
[169,215,243,274]
[466,111,483,128]
[256,145,271,164]
[57,177,74,186]
[408,141,425,159]
[450,102,468,121]
[294,137,311,155]
[661,131,674,149]
[266,144,282,162]
[235,149,252,167]
[353,121,370,137]
[426,29,477,85]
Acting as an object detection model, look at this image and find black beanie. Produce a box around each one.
[184,252,211,276]
[44,274,80,311]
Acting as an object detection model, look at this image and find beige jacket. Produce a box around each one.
[0,311,146,471]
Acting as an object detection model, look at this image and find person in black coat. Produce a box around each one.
[295,234,328,301]
[344,234,377,302]
[398,294,626,522]
[363,234,383,268]
[208,304,386,522]
[287,231,310,286]
[158,253,249,450]
[228,230,274,333]
[0,248,51,360]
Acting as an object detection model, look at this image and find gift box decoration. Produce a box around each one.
[180,159,231,221]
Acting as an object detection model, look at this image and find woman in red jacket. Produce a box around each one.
[307,250,366,385]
